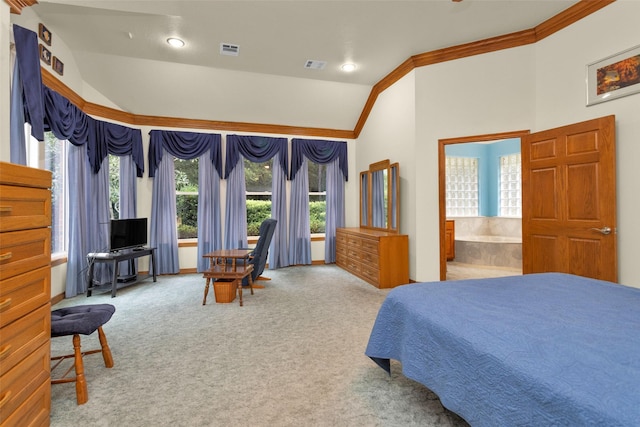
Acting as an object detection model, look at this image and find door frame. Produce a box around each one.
[438,130,531,280]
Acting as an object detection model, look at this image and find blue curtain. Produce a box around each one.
[290,139,348,263]
[148,130,223,274]
[12,25,44,142]
[197,152,222,272]
[10,57,27,165]
[224,157,248,250]
[118,155,138,276]
[325,158,346,263]
[150,150,179,274]
[224,135,288,268]
[372,171,385,228]
[289,157,311,265]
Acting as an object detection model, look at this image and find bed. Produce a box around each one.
[365,273,640,426]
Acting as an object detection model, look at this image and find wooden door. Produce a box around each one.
[522,115,617,282]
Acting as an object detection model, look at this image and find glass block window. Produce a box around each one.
[499,153,521,217]
[446,156,479,217]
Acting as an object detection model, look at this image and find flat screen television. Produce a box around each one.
[110,218,148,251]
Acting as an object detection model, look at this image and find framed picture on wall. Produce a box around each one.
[586,44,640,106]
[38,23,52,46]
[52,56,64,76]
[39,44,51,65]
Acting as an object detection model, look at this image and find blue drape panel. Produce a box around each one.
[224,157,248,250]
[118,155,138,276]
[150,150,180,274]
[270,152,289,268]
[224,135,288,269]
[372,171,385,228]
[12,25,44,141]
[289,157,311,265]
[148,130,222,273]
[290,138,348,181]
[65,146,111,297]
[197,153,222,272]
[290,139,347,263]
[44,87,144,176]
[10,58,27,165]
[325,158,345,263]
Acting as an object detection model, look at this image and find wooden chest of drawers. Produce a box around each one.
[0,162,52,427]
[336,227,409,288]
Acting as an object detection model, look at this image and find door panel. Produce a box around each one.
[523,115,617,282]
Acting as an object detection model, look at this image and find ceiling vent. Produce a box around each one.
[220,43,240,56]
[304,60,327,70]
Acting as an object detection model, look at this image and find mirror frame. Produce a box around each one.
[360,159,400,233]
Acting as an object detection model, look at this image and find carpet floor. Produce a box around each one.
[50,265,469,427]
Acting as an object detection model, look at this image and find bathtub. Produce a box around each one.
[451,218,522,269]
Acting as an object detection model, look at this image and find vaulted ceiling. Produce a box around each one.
[22,0,591,135]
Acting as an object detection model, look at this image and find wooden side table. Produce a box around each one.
[202,249,254,306]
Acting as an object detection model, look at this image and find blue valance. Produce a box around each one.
[224,135,288,179]
[148,130,222,178]
[44,86,144,176]
[290,139,348,181]
[13,25,45,141]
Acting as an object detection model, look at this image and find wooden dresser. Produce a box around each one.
[0,162,52,427]
[336,227,409,288]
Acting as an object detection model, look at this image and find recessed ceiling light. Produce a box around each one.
[341,63,356,72]
[167,38,185,48]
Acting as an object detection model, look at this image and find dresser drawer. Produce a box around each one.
[0,229,51,281]
[0,303,50,376]
[360,238,379,255]
[361,263,380,284]
[336,231,347,245]
[0,267,50,329]
[1,378,50,427]
[335,242,347,256]
[346,247,362,260]
[359,250,379,264]
[335,253,347,267]
[346,235,362,248]
[345,258,361,275]
[0,342,50,425]
[0,186,51,233]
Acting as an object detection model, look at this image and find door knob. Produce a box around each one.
[590,226,612,235]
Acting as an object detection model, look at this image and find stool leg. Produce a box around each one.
[72,334,88,405]
[237,280,243,307]
[97,326,114,368]
[203,277,211,305]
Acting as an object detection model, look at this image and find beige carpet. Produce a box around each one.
[50,265,469,427]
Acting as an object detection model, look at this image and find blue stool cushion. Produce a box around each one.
[51,304,116,337]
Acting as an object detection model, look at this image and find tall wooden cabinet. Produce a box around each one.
[0,162,52,427]
[336,227,409,288]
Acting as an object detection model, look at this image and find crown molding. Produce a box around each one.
[34,0,614,141]
[5,0,37,14]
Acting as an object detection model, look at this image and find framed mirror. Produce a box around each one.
[360,159,400,233]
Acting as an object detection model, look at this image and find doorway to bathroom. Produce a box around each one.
[438,130,529,281]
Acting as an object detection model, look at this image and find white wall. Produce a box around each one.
[356,73,417,278]
[533,0,640,288]
[412,46,536,282]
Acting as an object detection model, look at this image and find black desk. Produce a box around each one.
[86,247,157,297]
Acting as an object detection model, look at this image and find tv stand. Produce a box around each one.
[86,247,157,297]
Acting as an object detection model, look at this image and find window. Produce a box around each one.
[499,153,522,217]
[445,156,479,217]
[27,132,67,255]
[175,158,199,239]
[108,154,120,219]
[245,158,272,236]
[308,162,326,233]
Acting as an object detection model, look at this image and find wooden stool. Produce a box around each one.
[203,264,254,306]
[50,304,115,405]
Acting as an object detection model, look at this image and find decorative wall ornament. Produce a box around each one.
[53,56,64,76]
[587,44,640,106]
[38,23,51,46]
[39,43,51,65]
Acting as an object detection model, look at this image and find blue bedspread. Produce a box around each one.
[365,273,640,426]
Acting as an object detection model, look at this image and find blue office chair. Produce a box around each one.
[242,218,277,286]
